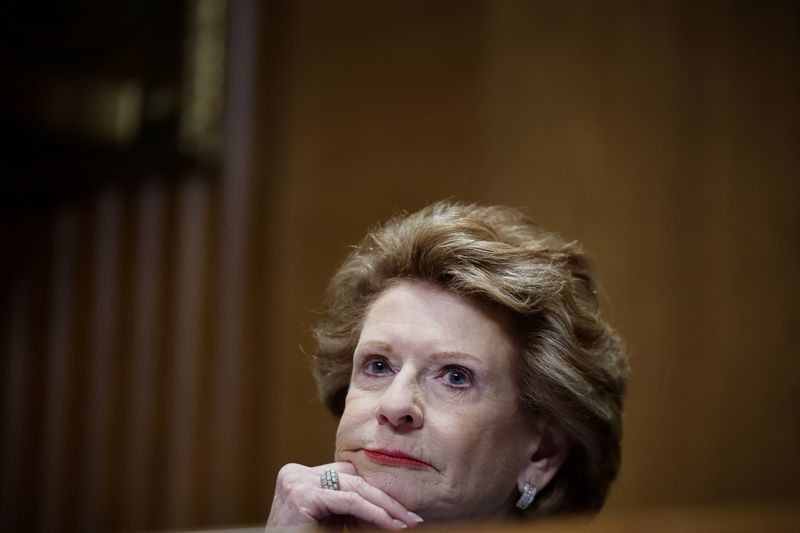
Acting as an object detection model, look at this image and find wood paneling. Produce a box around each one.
[259,0,800,515]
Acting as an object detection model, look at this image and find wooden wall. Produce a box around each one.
[1,1,798,531]
[258,0,800,515]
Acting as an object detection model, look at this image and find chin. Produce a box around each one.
[354,462,424,510]
[343,450,450,517]
[356,462,507,522]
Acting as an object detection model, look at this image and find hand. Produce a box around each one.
[266,461,423,530]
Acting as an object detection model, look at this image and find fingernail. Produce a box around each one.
[408,512,424,523]
[392,519,408,528]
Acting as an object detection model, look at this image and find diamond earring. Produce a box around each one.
[515,483,537,510]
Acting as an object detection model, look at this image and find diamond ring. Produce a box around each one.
[320,469,340,491]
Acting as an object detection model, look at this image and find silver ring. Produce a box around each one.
[320,469,340,491]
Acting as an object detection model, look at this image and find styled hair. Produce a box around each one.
[311,200,628,516]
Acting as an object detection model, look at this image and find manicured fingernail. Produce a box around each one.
[392,519,408,528]
[408,512,424,522]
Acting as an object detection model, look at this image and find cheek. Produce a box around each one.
[435,405,525,464]
[342,388,375,420]
[423,408,487,465]
[335,392,374,442]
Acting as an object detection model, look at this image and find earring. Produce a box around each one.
[515,483,537,510]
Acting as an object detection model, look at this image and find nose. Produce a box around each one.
[375,372,423,430]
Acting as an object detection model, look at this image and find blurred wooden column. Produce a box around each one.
[39,206,81,533]
[208,0,260,523]
[121,179,168,527]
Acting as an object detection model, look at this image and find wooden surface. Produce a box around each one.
[435,503,800,532]
[160,502,800,532]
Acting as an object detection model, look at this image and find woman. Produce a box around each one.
[267,201,628,528]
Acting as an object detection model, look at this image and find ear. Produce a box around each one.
[517,418,569,492]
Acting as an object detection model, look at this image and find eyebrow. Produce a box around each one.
[428,351,484,366]
[356,341,484,366]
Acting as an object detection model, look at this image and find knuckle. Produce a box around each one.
[277,463,298,478]
[275,463,303,491]
[342,491,358,506]
[376,508,392,525]
[349,475,366,491]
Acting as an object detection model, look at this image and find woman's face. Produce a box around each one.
[335,280,540,521]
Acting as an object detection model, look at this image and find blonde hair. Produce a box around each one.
[312,200,628,516]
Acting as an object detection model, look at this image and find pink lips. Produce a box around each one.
[363,448,433,469]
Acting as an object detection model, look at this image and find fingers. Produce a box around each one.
[335,472,421,527]
[312,462,421,528]
[270,462,421,530]
[321,489,411,529]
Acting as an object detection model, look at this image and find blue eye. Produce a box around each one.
[365,359,391,376]
[443,367,471,387]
